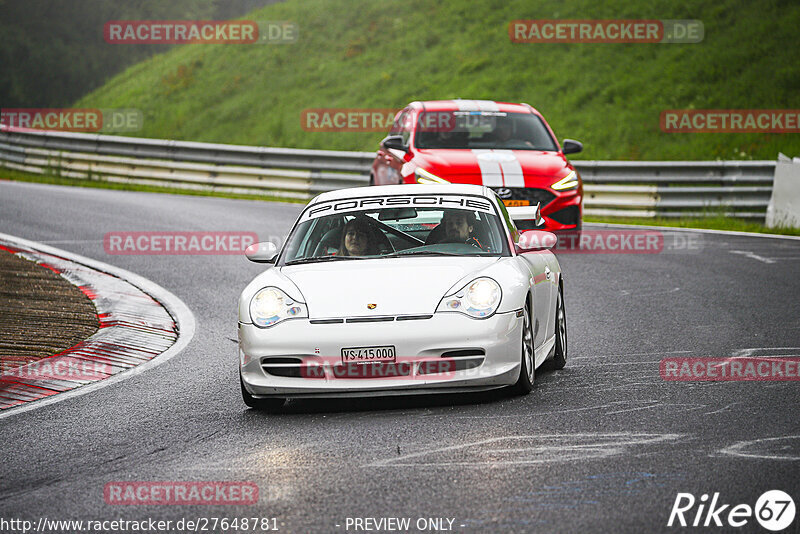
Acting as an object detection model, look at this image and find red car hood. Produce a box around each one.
[413,149,571,188]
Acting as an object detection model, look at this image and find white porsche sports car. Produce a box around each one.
[238,184,567,410]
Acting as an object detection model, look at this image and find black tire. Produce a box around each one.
[240,376,285,412]
[543,285,567,371]
[512,302,535,395]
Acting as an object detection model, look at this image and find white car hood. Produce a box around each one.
[282,257,499,318]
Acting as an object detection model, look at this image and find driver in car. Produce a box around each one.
[442,211,485,250]
[488,118,535,148]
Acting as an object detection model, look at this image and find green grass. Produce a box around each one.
[586,215,800,236]
[73,0,800,161]
[0,168,306,204]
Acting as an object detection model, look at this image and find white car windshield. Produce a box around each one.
[281,194,511,264]
[413,111,558,151]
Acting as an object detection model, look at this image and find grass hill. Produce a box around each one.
[0,0,278,108]
[75,0,800,160]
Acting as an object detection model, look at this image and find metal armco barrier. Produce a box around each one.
[0,128,373,200]
[0,128,777,218]
[577,160,776,219]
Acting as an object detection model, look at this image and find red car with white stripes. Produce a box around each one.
[371,100,583,230]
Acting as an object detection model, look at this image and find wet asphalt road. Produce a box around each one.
[1,180,799,534]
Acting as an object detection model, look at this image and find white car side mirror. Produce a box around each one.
[517,230,558,252]
[245,241,278,263]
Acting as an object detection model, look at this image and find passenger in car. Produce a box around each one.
[338,217,379,256]
[436,128,469,149]
[441,211,485,250]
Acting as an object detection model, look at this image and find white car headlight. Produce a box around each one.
[437,277,502,319]
[250,287,307,328]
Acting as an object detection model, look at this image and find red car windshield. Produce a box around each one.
[414,111,558,151]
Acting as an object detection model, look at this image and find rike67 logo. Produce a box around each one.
[668,490,796,531]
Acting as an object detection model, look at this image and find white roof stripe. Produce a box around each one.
[454,99,500,112]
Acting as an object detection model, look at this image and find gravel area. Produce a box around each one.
[0,249,98,372]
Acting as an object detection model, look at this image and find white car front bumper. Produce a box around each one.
[239,311,524,398]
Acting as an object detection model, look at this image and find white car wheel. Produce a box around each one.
[513,303,535,395]
[543,285,567,371]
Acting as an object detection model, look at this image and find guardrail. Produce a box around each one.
[0,128,777,219]
[577,161,776,219]
[0,128,372,200]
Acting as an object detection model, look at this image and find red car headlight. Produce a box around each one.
[551,170,578,191]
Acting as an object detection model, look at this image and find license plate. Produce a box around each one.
[341,345,396,363]
[503,199,530,207]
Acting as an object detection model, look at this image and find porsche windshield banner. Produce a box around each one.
[301,195,496,221]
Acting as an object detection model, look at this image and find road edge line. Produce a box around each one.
[585,222,800,241]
